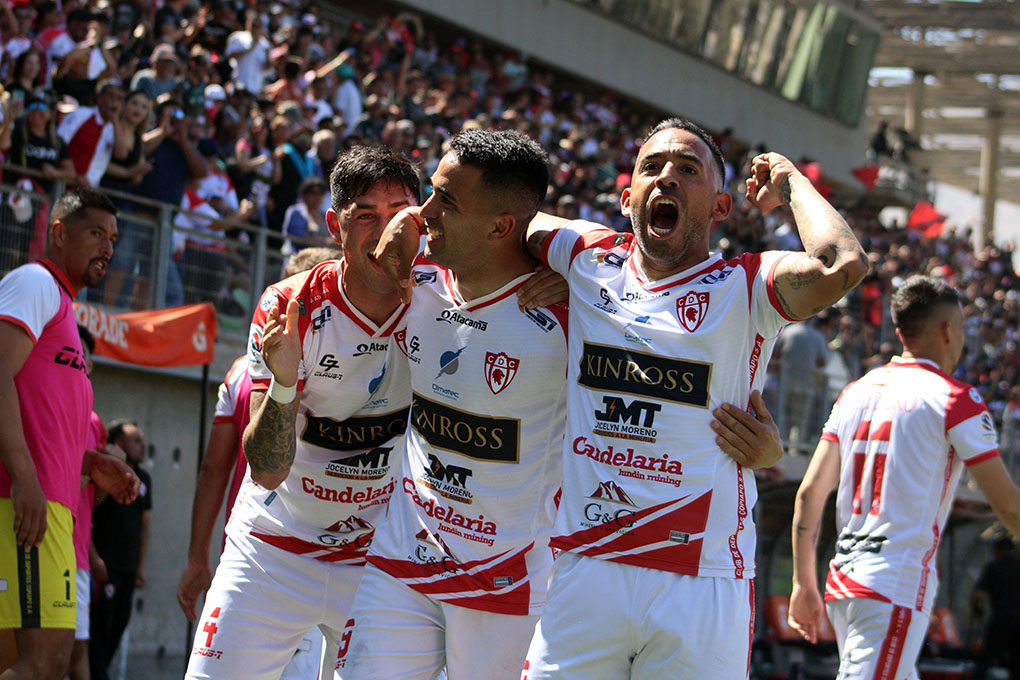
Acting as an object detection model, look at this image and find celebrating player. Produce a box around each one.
[789,275,1020,678]
[517,117,869,679]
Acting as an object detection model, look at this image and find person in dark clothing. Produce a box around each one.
[972,536,1020,680]
[89,420,152,680]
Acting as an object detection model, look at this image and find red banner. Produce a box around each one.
[851,165,880,190]
[73,303,217,367]
[907,201,946,239]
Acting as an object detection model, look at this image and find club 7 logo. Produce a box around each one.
[676,291,709,332]
[484,351,520,395]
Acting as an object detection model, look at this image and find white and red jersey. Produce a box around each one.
[174,189,225,253]
[820,356,1000,614]
[213,355,252,524]
[56,106,114,187]
[367,260,568,616]
[197,167,240,213]
[230,260,411,566]
[541,220,795,579]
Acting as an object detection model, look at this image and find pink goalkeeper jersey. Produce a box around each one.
[74,412,106,569]
[541,220,794,579]
[821,357,1000,614]
[0,260,93,514]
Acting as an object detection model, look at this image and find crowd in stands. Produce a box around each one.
[0,0,1016,448]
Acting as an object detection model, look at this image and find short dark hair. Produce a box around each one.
[890,275,961,339]
[329,145,421,211]
[107,419,137,445]
[645,118,726,189]
[284,246,339,276]
[447,128,549,216]
[77,323,95,354]
[50,188,117,226]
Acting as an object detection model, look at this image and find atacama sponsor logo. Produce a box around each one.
[301,477,395,505]
[418,453,473,504]
[593,396,660,442]
[403,478,496,546]
[578,342,711,407]
[573,436,682,487]
[436,309,488,331]
[411,393,520,463]
[301,409,409,451]
[324,446,393,481]
[354,341,388,357]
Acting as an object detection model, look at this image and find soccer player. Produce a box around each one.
[0,188,139,680]
[337,128,568,680]
[789,275,1020,679]
[514,117,869,679]
[183,145,421,680]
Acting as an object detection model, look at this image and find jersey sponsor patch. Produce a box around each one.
[410,393,520,463]
[577,342,711,408]
[300,409,409,451]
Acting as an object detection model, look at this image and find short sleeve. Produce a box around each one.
[541,219,626,275]
[743,250,797,339]
[0,264,61,343]
[246,279,309,391]
[946,386,1000,467]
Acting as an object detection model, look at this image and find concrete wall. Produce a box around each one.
[393,0,870,182]
[89,336,246,657]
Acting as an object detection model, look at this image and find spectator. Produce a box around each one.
[130,44,181,100]
[267,114,315,238]
[971,536,1020,680]
[174,179,230,304]
[180,46,211,118]
[280,176,329,258]
[7,92,77,193]
[41,7,92,80]
[232,113,273,227]
[57,78,123,187]
[5,46,43,102]
[3,1,36,65]
[89,420,151,680]
[332,61,362,131]
[52,13,116,106]
[224,12,270,95]
[773,317,829,452]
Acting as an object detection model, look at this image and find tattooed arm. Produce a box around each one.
[745,153,870,320]
[788,438,840,643]
[243,298,302,489]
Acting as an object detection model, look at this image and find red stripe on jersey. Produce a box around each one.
[871,422,892,442]
[873,606,912,680]
[728,465,749,578]
[820,432,839,443]
[569,228,626,269]
[551,492,711,576]
[733,252,762,313]
[765,253,798,322]
[66,113,104,176]
[746,579,756,677]
[212,415,232,424]
[853,420,871,442]
[646,258,724,293]
[964,449,1000,467]
[546,302,570,342]
[250,531,369,564]
[378,303,409,337]
[869,454,887,515]
[748,333,764,387]
[0,314,38,343]
[824,564,891,602]
[464,279,527,312]
[916,448,954,610]
[945,385,988,432]
[539,227,559,267]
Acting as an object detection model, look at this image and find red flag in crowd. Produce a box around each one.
[851,165,880,190]
[907,201,946,238]
[798,161,833,199]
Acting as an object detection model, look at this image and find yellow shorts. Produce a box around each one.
[0,498,76,630]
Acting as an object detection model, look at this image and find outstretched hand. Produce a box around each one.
[711,390,783,469]
[262,297,302,387]
[517,265,569,311]
[371,207,424,305]
[744,152,801,215]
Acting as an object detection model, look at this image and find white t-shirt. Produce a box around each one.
[542,220,794,579]
[225,30,268,95]
[821,356,1000,614]
[366,260,568,616]
[230,261,411,564]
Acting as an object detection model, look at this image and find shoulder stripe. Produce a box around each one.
[0,314,38,344]
[963,450,1000,467]
[766,253,797,322]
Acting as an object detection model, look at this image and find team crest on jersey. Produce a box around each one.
[259,289,278,311]
[676,291,709,332]
[483,352,520,395]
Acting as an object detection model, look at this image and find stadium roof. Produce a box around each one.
[864,0,1020,198]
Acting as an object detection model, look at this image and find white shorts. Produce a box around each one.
[523,552,754,680]
[75,568,90,640]
[281,628,325,680]
[827,599,926,680]
[337,563,538,680]
[185,530,359,680]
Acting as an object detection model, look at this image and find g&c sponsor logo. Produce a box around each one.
[582,481,636,530]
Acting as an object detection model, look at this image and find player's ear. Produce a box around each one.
[620,187,632,218]
[325,209,341,246]
[711,190,732,222]
[489,213,516,241]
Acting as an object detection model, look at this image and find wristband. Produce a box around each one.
[267,377,297,404]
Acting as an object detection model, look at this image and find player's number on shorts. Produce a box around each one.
[202,607,222,648]
[337,618,355,659]
[63,570,71,600]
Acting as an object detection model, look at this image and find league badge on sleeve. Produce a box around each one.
[484,351,520,395]
[676,291,709,333]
